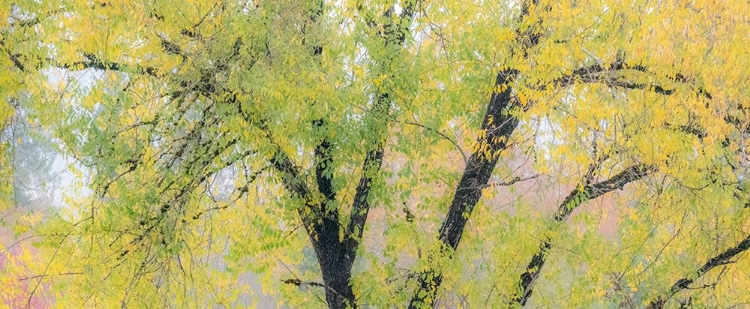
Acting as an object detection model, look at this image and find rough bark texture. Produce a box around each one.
[409,70,520,308]
[272,145,358,308]
[305,2,360,306]
[313,217,357,309]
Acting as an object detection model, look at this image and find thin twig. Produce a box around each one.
[402,120,468,164]
[483,174,540,189]
[18,272,82,281]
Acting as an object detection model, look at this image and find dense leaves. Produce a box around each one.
[1,0,749,308]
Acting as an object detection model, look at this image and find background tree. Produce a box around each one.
[2,0,749,308]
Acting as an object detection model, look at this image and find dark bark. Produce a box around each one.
[314,119,335,203]
[647,235,750,309]
[312,3,419,307]
[408,2,544,306]
[273,2,360,306]
[409,70,520,308]
[282,2,418,307]
[313,217,357,309]
[346,136,384,248]
[313,95,387,309]
[510,165,651,307]
[271,145,358,308]
[550,56,714,102]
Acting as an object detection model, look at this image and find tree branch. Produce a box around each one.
[647,234,750,309]
[313,119,336,206]
[554,164,652,221]
[547,57,713,102]
[483,174,540,189]
[268,143,319,235]
[409,1,541,305]
[282,278,346,302]
[190,165,270,220]
[409,68,521,308]
[49,53,158,76]
[305,4,336,213]
[345,0,420,254]
[2,41,26,72]
[18,272,82,281]
[510,164,652,307]
[403,120,469,165]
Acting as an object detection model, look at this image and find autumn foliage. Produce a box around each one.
[1,0,749,308]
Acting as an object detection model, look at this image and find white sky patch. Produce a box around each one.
[24,67,113,209]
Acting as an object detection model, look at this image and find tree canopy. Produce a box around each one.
[1,0,749,308]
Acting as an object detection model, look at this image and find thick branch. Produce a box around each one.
[510,164,652,307]
[545,58,648,90]
[287,2,425,308]
[306,2,336,214]
[269,145,320,233]
[345,95,392,251]
[408,2,546,306]
[299,6,360,307]
[409,69,520,308]
[648,234,750,308]
[314,119,336,204]
[345,0,419,257]
[50,53,158,76]
[548,58,713,102]
[554,164,652,221]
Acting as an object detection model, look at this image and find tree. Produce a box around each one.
[2,0,750,308]
[0,1,30,211]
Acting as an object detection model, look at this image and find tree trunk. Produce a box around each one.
[313,217,357,309]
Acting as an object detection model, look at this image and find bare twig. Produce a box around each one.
[402,120,469,165]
